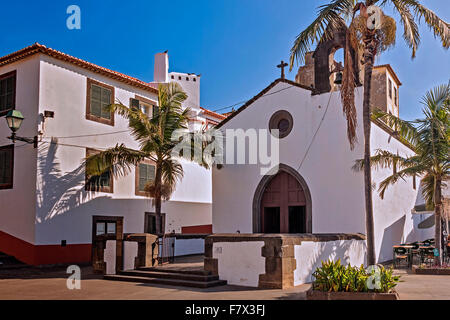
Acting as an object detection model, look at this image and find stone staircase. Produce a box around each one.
[104,267,227,288]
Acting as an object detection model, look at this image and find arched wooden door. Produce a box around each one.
[261,171,307,233]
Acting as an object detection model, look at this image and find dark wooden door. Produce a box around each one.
[261,171,307,233]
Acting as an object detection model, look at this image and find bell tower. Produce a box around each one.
[295,24,362,94]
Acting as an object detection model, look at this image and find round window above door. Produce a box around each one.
[269,110,293,138]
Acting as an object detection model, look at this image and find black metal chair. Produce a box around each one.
[407,242,420,265]
[422,247,436,266]
[393,247,410,268]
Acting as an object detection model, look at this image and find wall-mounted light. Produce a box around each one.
[5,110,38,148]
[5,110,24,132]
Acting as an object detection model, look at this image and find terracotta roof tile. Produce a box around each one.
[199,107,227,120]
[0,43,158,94]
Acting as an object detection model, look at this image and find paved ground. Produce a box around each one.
[1,265,449,300]
[0,266,309,300]
[394,269,450,300]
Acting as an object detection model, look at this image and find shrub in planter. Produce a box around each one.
[312,259,400,293]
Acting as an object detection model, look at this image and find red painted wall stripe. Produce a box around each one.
[0,230,91,266]
[181,224,212,234]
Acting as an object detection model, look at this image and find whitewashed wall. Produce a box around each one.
[213,241,265,287]
[123,241,138,271]
[1,54,212,253]
[212,82,420,263]
[294,240,366,285]
[213,84,366,235]
[0,55,40,244]
[104,240,116,275]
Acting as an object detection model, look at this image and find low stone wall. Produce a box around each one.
[204,233,366,289]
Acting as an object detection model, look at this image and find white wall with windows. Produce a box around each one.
[0,51,213,262]
[34,55,212,246]
[0,55,40,245]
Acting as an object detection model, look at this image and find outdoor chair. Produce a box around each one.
[393,247,410,269]
[422,247,435,266]
[407,242,421,265]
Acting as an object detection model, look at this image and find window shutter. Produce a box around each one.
[130,98,140,111]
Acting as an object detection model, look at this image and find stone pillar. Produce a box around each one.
[258,237,298,289]
[125,233,159,268]
[204,236,218,275]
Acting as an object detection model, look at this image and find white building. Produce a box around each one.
[0,43,224,265]
[211,51,433,270]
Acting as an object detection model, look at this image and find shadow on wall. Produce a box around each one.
[36,140,91,223]
[35,141,149,243]
[378,215,406,262]
[34,141,211,244]
[294,239,367,285]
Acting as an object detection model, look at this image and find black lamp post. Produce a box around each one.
[5,110,38,148]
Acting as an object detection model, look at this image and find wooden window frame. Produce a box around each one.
[135,95,157,117]
[144,212,166,235]
[86,78,115,126]
[92,215,123,241]
[0,144,14,190]
[0,70,16,117]
[85,148,114,193]
[135,158,156,196]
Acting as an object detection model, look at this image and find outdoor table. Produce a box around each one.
[393,245,414,268]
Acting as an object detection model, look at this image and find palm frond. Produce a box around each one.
[390,0,420,57]
[420,173,436,210]
[391,0,450,49]
[84,144,147,178]
[372,109,419,146]
[378,164,426,198]
[289,0,356,70]
[340,26,358,149]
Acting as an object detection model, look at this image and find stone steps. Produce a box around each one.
[137,266,212,276]
[104,267,227,288]
[119,269,219,282]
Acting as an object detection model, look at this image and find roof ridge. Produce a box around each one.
[0,43,158,94]
[216,78,312,128]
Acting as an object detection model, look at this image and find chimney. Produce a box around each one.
[154,52,169,83]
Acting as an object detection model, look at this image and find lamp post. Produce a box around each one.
[5,110,38,148]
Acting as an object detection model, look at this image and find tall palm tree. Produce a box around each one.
[289,0,449,265]
[86,82,208,234]
[354,84,450,264]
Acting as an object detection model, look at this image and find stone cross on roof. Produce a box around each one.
[277,60,288,79]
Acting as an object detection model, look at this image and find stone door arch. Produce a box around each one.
[252,164,312,233]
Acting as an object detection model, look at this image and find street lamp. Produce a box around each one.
[5,110,38,148]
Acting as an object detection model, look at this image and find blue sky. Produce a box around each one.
[0,0,448,120]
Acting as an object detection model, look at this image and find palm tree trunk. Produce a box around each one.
[154,164,163,235]
[434,177,443,266]
[362,33,377,266]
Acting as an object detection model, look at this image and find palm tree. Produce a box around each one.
[354,84,449,264]
[86,82,208,234]
[289,0,449,265]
